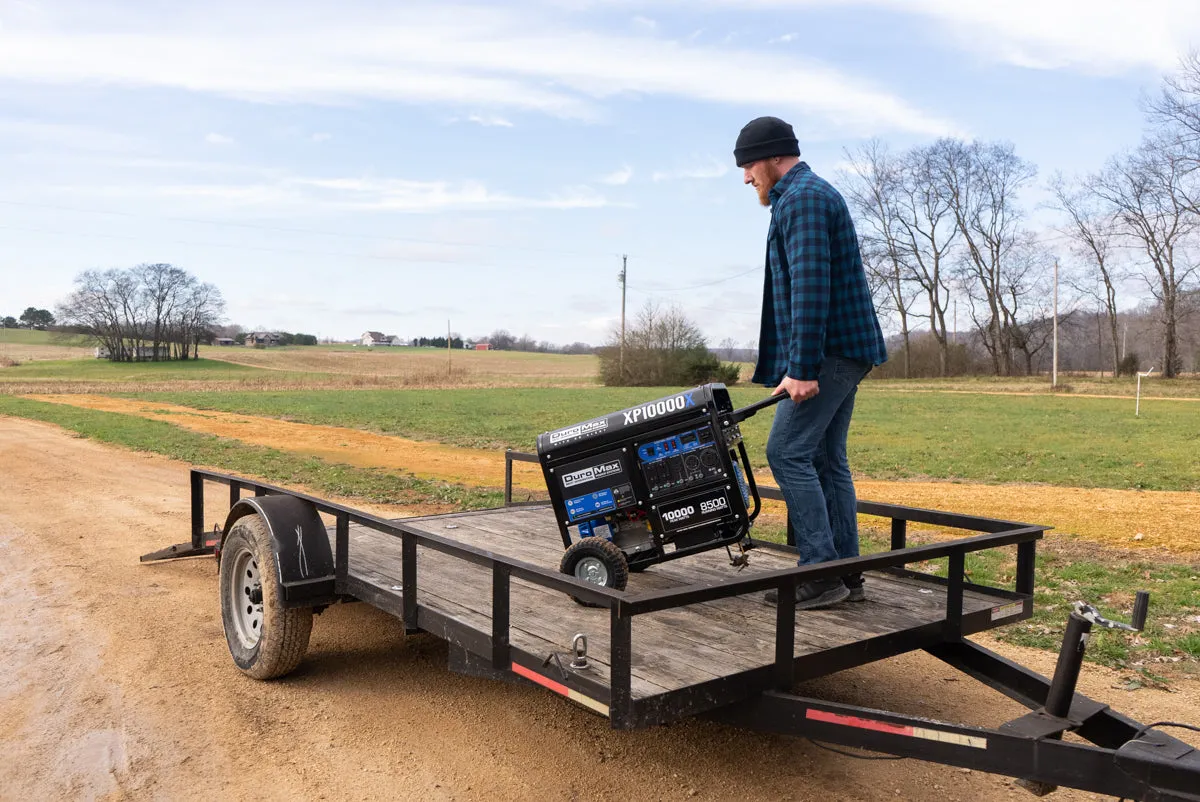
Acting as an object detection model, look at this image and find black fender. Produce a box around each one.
[222,495,336,607]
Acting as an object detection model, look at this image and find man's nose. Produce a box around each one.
[743,168,753,184]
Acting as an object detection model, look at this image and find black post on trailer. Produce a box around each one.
[140,470,220,562]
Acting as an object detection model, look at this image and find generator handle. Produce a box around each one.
[731,392,786,423]
[737,440,764,523]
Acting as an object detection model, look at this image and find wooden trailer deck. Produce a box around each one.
[334,504,1032,708]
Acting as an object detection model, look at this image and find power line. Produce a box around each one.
[627,264,762,293]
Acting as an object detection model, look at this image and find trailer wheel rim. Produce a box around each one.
[229,545,264,649]
[574,556,609,586]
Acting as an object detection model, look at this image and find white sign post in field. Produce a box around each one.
[1135,368,1155,417]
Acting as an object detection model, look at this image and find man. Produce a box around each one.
[734,116,887,610]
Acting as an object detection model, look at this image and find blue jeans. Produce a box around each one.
[765,356,872,567]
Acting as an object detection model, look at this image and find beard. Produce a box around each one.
[755,167,780,207]
[756,179,773,207]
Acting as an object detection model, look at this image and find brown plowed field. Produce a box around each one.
[27,394,1200,555]
[3,415,1199,800]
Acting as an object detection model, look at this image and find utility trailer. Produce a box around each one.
[143,451,1200,801]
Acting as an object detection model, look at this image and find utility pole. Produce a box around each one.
[619,254,627,382]
[953,297,957,345]
[1052,258,1059,388]
[447,319,452,376]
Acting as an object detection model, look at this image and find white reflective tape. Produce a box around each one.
[990,601,1025,621]
[912,727,988,749]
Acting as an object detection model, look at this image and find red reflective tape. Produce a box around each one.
[806,709,915,737]
[511,662,570,697]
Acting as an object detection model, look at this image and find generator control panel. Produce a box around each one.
[536,384,782,571]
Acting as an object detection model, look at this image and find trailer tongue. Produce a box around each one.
[144,452,1200,801]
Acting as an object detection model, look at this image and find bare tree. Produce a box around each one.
[171,279,225,359]
[930,139,1038,375]
[843,141,916,377]
[598,301,716,386]
[139,262,191,361]
[56,265,224,361]
[1089,138,1200,377]
[1050,173,1125,375]
[894,144,959,375]
[1147,50,1200,199]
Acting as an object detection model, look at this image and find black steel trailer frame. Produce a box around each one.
[143,450,1200,801]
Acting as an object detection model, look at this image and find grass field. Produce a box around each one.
[0,328,95,363]
[204,344,600,386]
[0,328,93,345]
[0,357,271,382]
[129,386,1200,491]
[1,343,601,390]
[873,374,1200,399]
[0,394,500,509]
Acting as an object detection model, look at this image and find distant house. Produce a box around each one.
[474,343,491,351]
[361,331,389,347]
[386,335,404,346]
[214,337,235,347]
[246,332,282,347]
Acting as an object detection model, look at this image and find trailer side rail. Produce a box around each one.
[171,458,1044,729]
[140,452,1200,801]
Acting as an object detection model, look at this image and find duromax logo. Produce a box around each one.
[549,418,608,444]
[562,460,623,489]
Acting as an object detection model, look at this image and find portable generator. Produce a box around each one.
[536,384,783,596]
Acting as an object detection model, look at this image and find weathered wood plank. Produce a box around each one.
[332,506,1020,699]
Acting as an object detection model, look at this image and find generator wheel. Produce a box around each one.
[220,514,313,679]
[560,537,629,607]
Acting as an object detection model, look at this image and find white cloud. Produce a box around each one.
[0,1,958,137]
[632,15,657,32]
[768,33,798,44]
[205,132,234,145]
[310,132,332,142]
[701,0,1200,73]
[652,156,729,182]
[466,113,514,127]
[152,174,612,213]
[0,119,140,152]
[599,164,633,185]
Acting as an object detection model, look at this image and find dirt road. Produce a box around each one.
[2,416,1197,801]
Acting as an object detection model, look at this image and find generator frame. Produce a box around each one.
[140,451,1200,802]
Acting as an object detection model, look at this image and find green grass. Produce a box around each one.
[0,395,501,508]
[131,386,1200,491]
[0,357,271,382]
[0,328,93,346]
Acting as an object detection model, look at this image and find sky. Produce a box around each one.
[1,0,1197,345]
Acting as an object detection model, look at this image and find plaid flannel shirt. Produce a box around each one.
[751,162,887,385]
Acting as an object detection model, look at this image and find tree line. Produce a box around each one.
[472,329,594,354]
[1,307,56,329]
[843,54,1200,379]
[57,263,225,361]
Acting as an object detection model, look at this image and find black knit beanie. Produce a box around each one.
[734,116,799,167]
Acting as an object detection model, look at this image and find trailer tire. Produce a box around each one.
[560,537,629,607]
[220,514,313,679]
